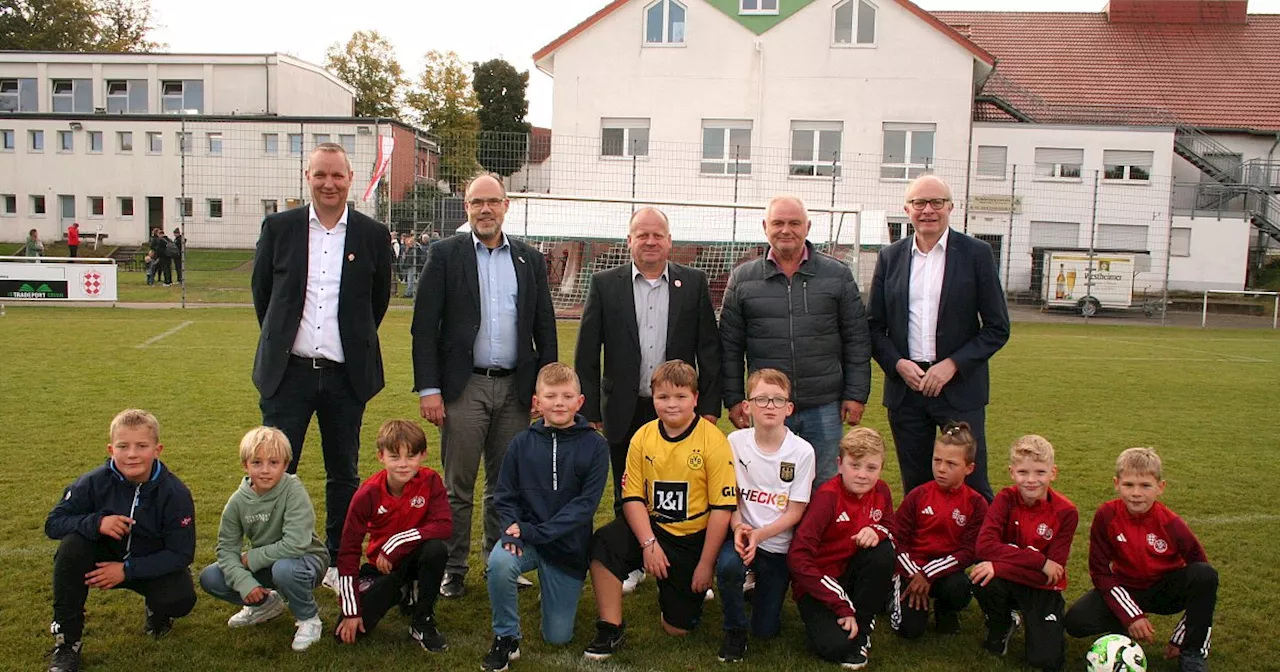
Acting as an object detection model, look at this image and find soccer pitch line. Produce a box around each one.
[135,320,194,349]
[1091,336,1271,363]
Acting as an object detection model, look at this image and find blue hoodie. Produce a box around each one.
[494,414,609,578]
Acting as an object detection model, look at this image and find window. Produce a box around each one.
[1,129,12,151]
[601,118,650,157]
[976,145,1007,179]
[89,196,104,216]
[1096,224,1148,251]
[285,197,302,210]
[118,131,133,152]
[208,198,223,219]
[313,133,330,146]
[834,0,876,45]
[288,133,303,156]
[177,132,193,155]
[1029,221,1079,248]
[51,79,92,113]
[791,121,843,176]
[263,199,278,215]
[339,134,355,154]
[106,79,148,114]
[1,78,38,112]
[1170,227,1191,257]
[887,217,914,243]
[177,197,193,218]
[644,0,686,44]
[57,130,73,152]
[208,132,222,156]
[32,195,46,215]
[88,131,103,153]
[161,80,204,114]
[30,129,44,152]
[147,131,162,154]
[701,120,752,175]
[2,194,15,215]
[1035,147,1084,179]
[263,133,278,155]
[740,0,778,14]
[881,122,934,179]
[1103,150,1153,182]
[119,196,134,217]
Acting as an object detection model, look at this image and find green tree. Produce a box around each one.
[405,50,481,191]
[323,30,407,119]
[0,0,160,51]
[473,58,531,177]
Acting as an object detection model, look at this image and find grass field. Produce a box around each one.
[1,307,1278,672]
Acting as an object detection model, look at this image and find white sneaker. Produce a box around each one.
[322,566,339,593]
[743,569,757,593]
[227,590,286,628]
[705,588,715,602]
[517,574,535,590]
[291,616,323,651]
[621,569,646,594]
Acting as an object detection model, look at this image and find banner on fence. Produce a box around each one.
[0,260,118,301]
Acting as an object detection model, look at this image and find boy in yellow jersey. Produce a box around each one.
[583,360,737,661]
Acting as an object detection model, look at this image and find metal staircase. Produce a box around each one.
[1173,126,1280,242]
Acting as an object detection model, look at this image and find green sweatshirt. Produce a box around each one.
[215,473,330,599]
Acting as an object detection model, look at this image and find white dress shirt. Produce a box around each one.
[291,205,348,362]
[907,227,949,362]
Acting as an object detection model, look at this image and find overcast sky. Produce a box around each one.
[149,0,1280,126]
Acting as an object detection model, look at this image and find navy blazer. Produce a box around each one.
[250,206,392,403]
[867,228,1010,411]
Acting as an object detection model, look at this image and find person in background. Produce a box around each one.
[171,229,184,284]
[26,228,44,258]
[67,222,80,258]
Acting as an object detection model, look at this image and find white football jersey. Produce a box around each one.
[728,427,815,555]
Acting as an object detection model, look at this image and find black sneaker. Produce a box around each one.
[982,611,1021,656]
[144,608,173,639]
[482,635,521,672]
[717,629,748,663]
[410,616,448,652]
[1179,652,1208,672]
[440,572,466,599]
[839,648,868,670]
[935,609,961,635]
[47,642,81,672]
[583,620,625,661]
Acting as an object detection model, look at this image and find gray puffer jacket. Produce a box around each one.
[719,241,871,410]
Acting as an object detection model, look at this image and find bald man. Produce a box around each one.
[720,195,872,486]
[867,175,1009,501]
[411,173,558,598]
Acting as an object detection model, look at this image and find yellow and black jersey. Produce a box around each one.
[621,417,737,537]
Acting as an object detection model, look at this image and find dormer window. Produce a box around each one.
[740,0,778,15]
[833,0,876,46]
[645,0,686,45]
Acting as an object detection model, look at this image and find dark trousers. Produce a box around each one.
[68,245,78,258]
[355,539,448,632]
[173,257,183,283]
[973,577,1065,671]
[797,540,895,662]
[51,533,196,643]
[260,359,366,564]
[890,570,973,639]
[716,541,790,638]
[158,258,172,284]
[608,398,657,518]
[887,390,994,501]
[1064,563,1217,658]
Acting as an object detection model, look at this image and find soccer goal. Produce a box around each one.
[1200,289,1279,329]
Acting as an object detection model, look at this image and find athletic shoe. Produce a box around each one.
[840,649,868,670]
[935,609,961,635]
[322,566,339,593]
[291,617,323,651]
[705,588,715,601]
[583,620,626,661]
[440,572,466,598]
[621,569,645,594]
[517,575,534,590]
[144,607,173,639]
[47,641,81,672]
[743,569,756,603]
[983,611,1022,656]
[227,591,286,628]
[410,616,448,652]
[482,635,521,672]
[717,629,748,663]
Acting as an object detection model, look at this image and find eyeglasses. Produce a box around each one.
[749,395,789,409]
[466,197,505,209]
[906,198,951,211]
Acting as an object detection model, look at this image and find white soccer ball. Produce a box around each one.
[1085,634,1147,672]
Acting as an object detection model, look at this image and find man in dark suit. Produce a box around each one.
[867,175,1010,501]
[411,173,557,598]
[251,142,393,587]
[575,207,722,518]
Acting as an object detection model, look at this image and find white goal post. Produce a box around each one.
[1201,289,1279,329]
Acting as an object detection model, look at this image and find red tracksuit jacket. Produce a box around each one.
[1088,499,1207,625]
[893,480,988,580]
[976,486,1078,591]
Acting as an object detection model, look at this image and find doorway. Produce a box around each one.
[147,196,163,238]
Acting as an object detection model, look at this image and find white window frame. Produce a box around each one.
[600,118,650,158]
[833,0,877,47]
[176,197,193,219]
[119,196,134,218]
[57,130,73,153]
[161,80,185,113]
[262,199,278,215]
[1035,147,1084,181]
[643,0,687,46]
[147,131,163,154]
[740,0,778,15]
[700,120,753,176]
[976,145,1007,180]
[1,193,16,216]
[1170,227,1191,257]
[51,79,75,112]
[89,196,105,217]
[881,122,935,180]
[790,121,843,177]
[106,79,146,113]
[313,133,331,146]
[207,132,223,156]
[31,195,47,216]
[117,131,133,153]
[1102,149,1153,183]
[88,131,103,154]
[30,129,44,152]
[0,79,21,111]
[287,133,303,157]
[1,129,13,151]
[177,131,193,155]
[207,198,224,220]
[339,134,356,155]
[263,133,278,156]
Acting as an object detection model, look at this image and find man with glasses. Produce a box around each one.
[720,194,872,487]
[411,173,558,598]
[867,175,1009,501]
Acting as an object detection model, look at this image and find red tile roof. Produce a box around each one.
[934,10,1280,132]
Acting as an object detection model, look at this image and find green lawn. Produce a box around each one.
[0,309,1276,672]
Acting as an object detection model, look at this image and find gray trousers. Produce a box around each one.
[440,373,529,574]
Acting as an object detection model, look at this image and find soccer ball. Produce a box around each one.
[1086,634,1147,671]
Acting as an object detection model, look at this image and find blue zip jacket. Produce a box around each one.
[494,414,609,578]
[46,458,196,580]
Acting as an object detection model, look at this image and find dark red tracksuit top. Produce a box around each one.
[976,486,1078,591]
[893,480,989,579]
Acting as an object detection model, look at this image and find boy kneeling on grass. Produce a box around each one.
[482,363,610,672]
[333,420,452,652]
[1064,447,1217,672]
[46,409,197,672]
[198,427,330,651]
[583,360,737,661]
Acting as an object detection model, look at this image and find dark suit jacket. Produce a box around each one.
[251,206,393,403]
[411,232,558,407]
[575,262,722,444]
[867,228,1010,412]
